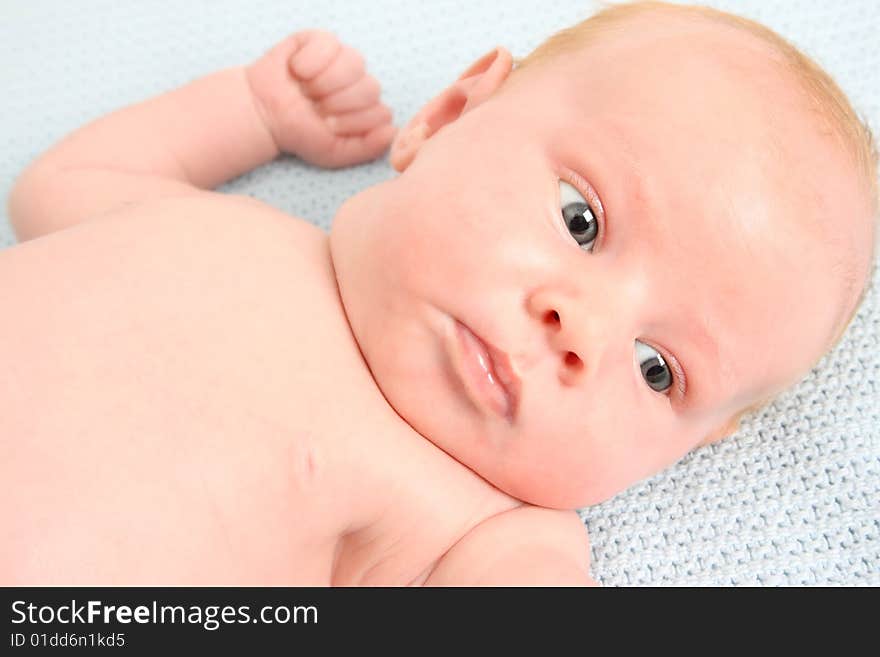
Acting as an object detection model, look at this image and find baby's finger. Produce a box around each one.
[316,74,381,114]
[329,122,397,168]
[289,30,342,81]
[326,104,392,136]
[299,46,366,99]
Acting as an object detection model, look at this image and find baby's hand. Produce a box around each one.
[246,30,396,169]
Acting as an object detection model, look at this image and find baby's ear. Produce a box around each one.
[390,46,513,172]
[698,415,741,447]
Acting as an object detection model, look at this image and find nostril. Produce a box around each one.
[543,310,560,327]
[564,351,583,370]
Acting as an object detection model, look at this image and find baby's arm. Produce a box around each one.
[8,67,277,241]
[8,30,394,241]
[425,507,597,586]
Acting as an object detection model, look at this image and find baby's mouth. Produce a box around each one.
[451,319,521,423]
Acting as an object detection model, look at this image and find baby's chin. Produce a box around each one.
[497,471,624,510]
[466,443,637,510]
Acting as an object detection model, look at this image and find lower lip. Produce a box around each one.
[453,320,514,422]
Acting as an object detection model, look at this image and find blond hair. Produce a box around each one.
[509,0,879,427]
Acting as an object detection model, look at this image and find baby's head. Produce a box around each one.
[329,1,878,508]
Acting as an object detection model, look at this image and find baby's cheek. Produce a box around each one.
[541,427,660,507]
[499,434,617,508]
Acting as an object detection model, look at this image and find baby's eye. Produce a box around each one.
[559,180,599,252]
[635,340,673,393]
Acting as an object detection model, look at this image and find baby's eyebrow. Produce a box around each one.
[594,120,651,205]
[682,310,722,403]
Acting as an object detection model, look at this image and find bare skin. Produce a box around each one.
[2,194,580,584]
[2,31,592,585]
[1,14,870,584]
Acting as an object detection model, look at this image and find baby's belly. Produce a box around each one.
[0,197,382,584]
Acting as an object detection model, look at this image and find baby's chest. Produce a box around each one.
[0,203,398,583]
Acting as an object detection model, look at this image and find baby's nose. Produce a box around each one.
[539,307,587,387]
[526,288,593,385]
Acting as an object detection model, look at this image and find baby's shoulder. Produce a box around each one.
[139,191,326,245]
[425,506,596,586]
[6,189,329,271]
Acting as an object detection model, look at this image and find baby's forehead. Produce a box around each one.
[540,23,842,236]
[568,9,784,73]
[522,12,800,131]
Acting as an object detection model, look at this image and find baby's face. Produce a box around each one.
[330,19,866,508]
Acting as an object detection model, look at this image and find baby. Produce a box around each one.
[2,1,877,585]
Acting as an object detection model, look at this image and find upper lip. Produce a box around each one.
[456,319,522,421]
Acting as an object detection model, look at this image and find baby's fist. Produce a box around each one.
[246,30,396,169]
